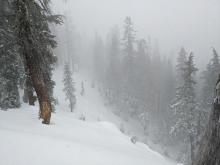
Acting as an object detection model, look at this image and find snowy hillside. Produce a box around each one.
[0,69,179,165]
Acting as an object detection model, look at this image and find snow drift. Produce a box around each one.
[0,70,179,165]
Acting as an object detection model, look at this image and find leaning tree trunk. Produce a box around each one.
[16,0,52,124]
[192,103,220,165]
[24,51,52,124]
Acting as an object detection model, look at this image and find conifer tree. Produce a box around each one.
[171,52,198,163]
[176,47,187,83]
[201,48,220,110]
[122,17,135,58]
[14,0,62,124]
[121,16,136,95]
[63,63,76,112]
[193,74,220,165]
[0,0,21,109]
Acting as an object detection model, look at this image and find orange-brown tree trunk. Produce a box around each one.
[27,64,52,124]
[16,0,52,124]
[22,46,52,124]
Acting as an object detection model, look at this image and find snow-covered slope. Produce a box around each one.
[0,69,179,165]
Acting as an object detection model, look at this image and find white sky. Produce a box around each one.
[52,0,220,68]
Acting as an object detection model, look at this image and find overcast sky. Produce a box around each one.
[52,0,220,68]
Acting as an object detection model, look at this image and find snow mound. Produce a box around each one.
[0,107,177,165]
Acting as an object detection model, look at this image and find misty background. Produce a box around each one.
[48,1,220,164]
[52,0,220,68]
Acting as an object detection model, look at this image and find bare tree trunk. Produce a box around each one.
[30,70,52,124]
[23,77,36,105]
[23,87,29,103]
[28,62,51,124]
[192,103,220,165]
[22,41,52,124]
[28,90,35,105]
[23,51,52,124]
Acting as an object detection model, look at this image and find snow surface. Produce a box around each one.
[0,69,179,165]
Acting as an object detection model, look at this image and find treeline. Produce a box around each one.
[0,0,61,124]
[90,17,220,164]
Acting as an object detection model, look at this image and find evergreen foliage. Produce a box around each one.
[101,17,176,144]
[14,0,62,124]
[0,0,21,109]
[63,63,76,112]
[122,16,136,94]
[201,48,220,110]
[170,52,198,163]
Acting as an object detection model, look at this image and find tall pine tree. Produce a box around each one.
[171,52,198,164]
[176,47,187,83]
[14,0,61,124]
[0,0,21,109]
[201,48,220,110]
[121,16,136,97]
[63,63,76,112]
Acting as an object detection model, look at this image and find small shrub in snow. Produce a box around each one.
[131,136,138,144]
[79,114,86,121]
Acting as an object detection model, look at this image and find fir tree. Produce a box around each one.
[63,63,76,112]
[0,0,21,109]
[201,48,220,110]
[122,16,135,58]
[176,47,187,83]
[14,0,62,124]
[193,74,220,165]
[195,48,220,139]
[121,16,136,95]
[171,52,198,163]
